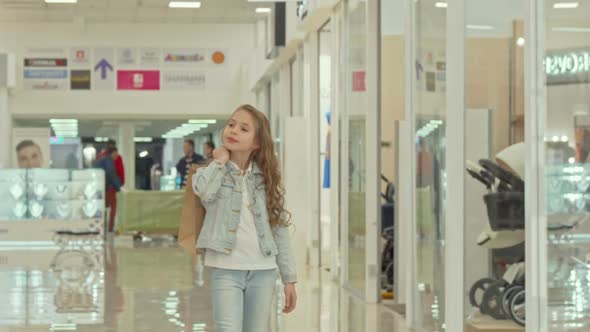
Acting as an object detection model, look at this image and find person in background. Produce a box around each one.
[176,139,205,189]
[16,140,43,168]
[204,141,216,162]
[98,139,126,187]
[96,145,124,233]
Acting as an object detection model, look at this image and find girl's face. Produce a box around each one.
[223,110,260,153]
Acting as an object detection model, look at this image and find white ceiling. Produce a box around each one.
[0,0,269,23]
[14,118,228,138]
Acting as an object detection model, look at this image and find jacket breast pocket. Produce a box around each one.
[217,176,234,198]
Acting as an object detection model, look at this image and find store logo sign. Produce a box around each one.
[133,73,144,88]
[211,51,225,65]
[117,70,160,90]
[71,70,91,90]
[24,69,68,79]
[76,50,86,60]
[545,50,590,85]
[24,58,67,67]
[32,81,61,90]
[164,52,205,63]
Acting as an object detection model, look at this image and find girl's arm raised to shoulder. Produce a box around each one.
[192,160,226,205]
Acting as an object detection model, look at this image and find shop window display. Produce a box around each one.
[543,0,590,330]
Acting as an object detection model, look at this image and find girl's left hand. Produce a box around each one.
[283,283,297,314]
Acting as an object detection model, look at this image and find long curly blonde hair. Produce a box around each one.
[230,104,291,227]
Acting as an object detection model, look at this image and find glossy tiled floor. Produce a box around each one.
[0,236,409,332]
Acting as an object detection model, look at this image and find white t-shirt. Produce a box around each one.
[204,161,277,270]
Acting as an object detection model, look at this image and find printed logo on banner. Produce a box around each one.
[93,48,115,90]
[70,48,91,67]
[163,49,206,66]
[117,70,160,90]
[352,71,366,92]
[117,48,137,67]
[211,51,226,65]
[23,69,68,91]
[140,48,160,67]
[163,71,206,90]
[24,58,68,67]
[71,70,91,90]
[24,69,68,79]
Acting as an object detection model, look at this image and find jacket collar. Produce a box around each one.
[226,160,262,175]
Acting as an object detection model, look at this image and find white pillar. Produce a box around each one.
[118,123,135,190]
[0,87,11,168]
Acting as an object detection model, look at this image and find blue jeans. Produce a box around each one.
[211,268,278,332]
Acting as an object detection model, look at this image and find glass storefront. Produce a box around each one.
[542,1,590,331]
[412,0,447,330]
[463,0,526,330]
[344,0,368,296]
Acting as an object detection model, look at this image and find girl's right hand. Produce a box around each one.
[213,147,230,164]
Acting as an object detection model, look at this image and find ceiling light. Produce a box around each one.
[139,150,149,158]
[467,25,495,30]
[256,7,272,13]
[553,27,590,32]
[553,2,579,9]
[134,137,153,142]
[50,119,78,124]
[188,119,217,124]
[169,1,201,8]
[55,133,78,138]
[516,37,525,46]
[45,0,77,3]
[435,2,447,8]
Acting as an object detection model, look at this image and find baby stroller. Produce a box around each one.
[466,156,526,326]
[381,175,395,293]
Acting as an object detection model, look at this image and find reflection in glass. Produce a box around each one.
[413,0,446,329]
[544,1,590,330]
[345,0,368,295]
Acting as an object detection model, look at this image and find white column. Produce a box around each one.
[526,0,545,330]
[0,87,11,168]
[118,123,135,190]
[306,32,321,268]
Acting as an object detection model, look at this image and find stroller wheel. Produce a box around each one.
[501,285,523,316]
[469,278,496,309]
[509,289,526,326]
[481,280,508,319]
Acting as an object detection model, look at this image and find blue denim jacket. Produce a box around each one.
[192,160,297,284]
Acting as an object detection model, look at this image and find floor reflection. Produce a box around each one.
[0,238,408,332]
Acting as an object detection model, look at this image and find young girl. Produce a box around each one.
[192,105,297,332]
